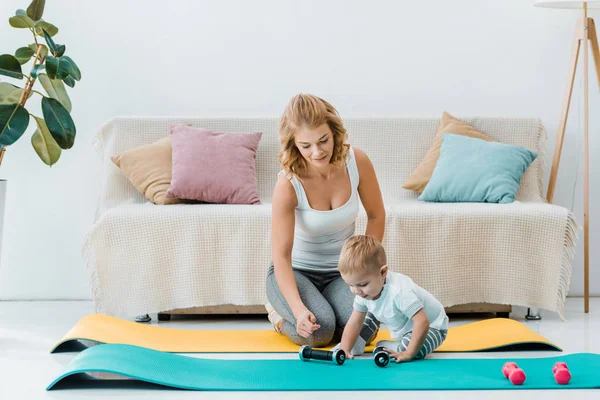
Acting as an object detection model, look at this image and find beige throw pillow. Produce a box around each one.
[402,112,495,193]
[111,136,182,205]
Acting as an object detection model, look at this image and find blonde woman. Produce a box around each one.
[266,94,386,351]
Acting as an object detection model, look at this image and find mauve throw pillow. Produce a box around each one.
[166,125,262,204]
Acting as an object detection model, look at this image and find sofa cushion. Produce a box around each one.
[111,136,182,205]
[166,125,262,205]
[95,116,548,214]
[403,112,495,193]
[419,134,538,203]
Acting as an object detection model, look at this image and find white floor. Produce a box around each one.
[0,299,599,399]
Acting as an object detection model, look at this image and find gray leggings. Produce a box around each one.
[266,264,379,348]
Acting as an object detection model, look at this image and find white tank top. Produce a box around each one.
[281,147,360,273]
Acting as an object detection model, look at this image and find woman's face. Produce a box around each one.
[294,123,335,170]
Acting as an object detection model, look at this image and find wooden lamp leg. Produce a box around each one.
[583,7,589,313]
[546,15,596,313]
[546,18,583,203]
[585,18,600,314]
[590,19,600,89]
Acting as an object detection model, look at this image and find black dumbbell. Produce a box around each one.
[373,346,391,367]
[299,345,346,365]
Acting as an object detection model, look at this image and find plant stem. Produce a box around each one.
[2,32,46,167]
[29,89,45,98]
[30,27,39,48]
[18,44,45,107]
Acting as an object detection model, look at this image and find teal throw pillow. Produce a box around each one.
[418,133,537,204]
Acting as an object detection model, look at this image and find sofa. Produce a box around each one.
[84,116,577,320]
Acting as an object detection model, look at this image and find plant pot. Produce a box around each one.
[0,179,5,268]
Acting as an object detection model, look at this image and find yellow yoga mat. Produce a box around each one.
[50,313,561,354]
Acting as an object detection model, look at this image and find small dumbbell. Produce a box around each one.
[509,368,526,385]
[299,345,346,365]
[552,361,568,374]
[502,362,526,385]
[553,362,571,385]
[373,346,391,367]
[502,362,518,378]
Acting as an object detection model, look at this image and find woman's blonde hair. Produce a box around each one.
[339,235,387,275]
[278,94,349,176]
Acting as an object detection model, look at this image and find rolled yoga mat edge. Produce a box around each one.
[50,313,562,354]
[47,344,598,391]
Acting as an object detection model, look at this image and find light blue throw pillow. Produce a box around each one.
[419,133,538,204]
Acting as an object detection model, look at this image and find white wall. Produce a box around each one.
[0,0,597,300]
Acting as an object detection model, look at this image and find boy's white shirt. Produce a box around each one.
[353,271,449,339]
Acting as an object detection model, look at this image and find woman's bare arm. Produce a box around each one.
[354,148,386,242]
[271,174,306,318]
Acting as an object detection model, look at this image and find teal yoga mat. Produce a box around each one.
[47,344,600,391]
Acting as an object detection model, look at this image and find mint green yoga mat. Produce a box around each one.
[47,344,600,391]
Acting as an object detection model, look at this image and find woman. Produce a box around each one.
[266,94,386,349]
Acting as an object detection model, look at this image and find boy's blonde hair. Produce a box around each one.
[339,235,387,275]
[278,93,349,177]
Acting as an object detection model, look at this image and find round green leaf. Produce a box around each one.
[38,73,71,112]
[9,13,35,28]
[61,56,81,81]
[27,0,46,22]
[0,54,24,79]
[45,56,71,80]
[42,29,57,53]
[28,43,48,58]
[31,116,61,166]
[0,103,30,146]
[15,46,35,65]
[15,47,34,58]
[41,97,75,149]
[35,20,58,37]
[0,82,32,104]
[0,83,23,104]
[63,75,75,88]
[54,44,66,58]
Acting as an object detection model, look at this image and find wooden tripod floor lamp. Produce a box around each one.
[535,1,600,313]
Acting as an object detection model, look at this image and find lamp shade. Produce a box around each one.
[535,1,600,8]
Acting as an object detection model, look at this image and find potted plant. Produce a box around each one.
[0,0,81,266]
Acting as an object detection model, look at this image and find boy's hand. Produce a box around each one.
[384,348,413,363]
[340,348,354,359]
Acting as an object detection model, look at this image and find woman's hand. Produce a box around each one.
[295,309,321,338]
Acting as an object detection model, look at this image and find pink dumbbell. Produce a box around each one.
[502,362,526,385]
[502,362,518,378]
[509,368,526,385]
[552,362,568,374]
[553,362,571,385]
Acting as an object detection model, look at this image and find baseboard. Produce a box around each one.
[159,303,512,316]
